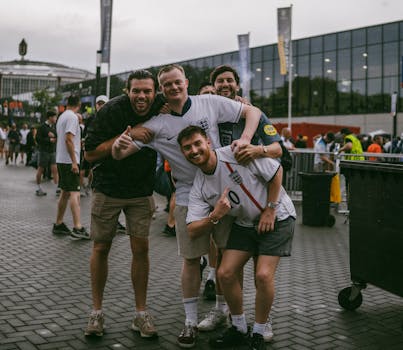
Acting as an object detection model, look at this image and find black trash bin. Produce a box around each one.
[338,161,403,310]
[299,172,335,227]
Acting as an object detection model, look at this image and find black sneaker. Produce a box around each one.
[203,279,216,301]
[250,333,265,350]
[116,221,126,233]
[71,227,91,240]
[200,256,207,281]
[36,189,47,196]
[52,222,71,235]
[162,224,176,236]
[209,325,249,348]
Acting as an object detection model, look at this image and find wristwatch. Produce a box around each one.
[267,201,279,209]
[208,212,219,225]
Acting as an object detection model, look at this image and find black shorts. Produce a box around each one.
[57,163,80,192]
[38,152,56,168]
[226,217,295,257]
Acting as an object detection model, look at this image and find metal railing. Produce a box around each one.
[284,149,403,192]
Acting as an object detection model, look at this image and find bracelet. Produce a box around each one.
[208,212,219,225]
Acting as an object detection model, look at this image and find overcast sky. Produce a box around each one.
[0,0,402,74]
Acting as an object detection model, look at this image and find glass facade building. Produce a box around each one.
[63,20,403,123]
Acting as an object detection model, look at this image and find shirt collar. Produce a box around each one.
[171,97,192,116]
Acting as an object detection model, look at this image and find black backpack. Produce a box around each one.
[280,141,293,171]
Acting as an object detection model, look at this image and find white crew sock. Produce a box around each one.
[231,313,248,334]
[215,294,228,313]
[252,322,266,336]
[183,297,198,326]
[207,267,216,281]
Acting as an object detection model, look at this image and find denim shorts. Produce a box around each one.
[226,216,295,257]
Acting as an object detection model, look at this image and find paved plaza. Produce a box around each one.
[0,161,402,350]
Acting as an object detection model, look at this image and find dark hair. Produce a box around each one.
[198,82,213,93]
[46,110,57,119]
[177,125,207,146]
[340,128,351,135]
[67,95,81,107]
[210,65,240,85]
[326,132,335,142]
[126,69,156,91]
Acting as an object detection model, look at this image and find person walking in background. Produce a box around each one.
[338,128,364,160]
[280,127,295,150]
[19,123,30,164]
[35,110,58,196]
[295,134,307,148]
[25,125,37,167]
[313,132,335,172]
[52,95,89,240]
[367,135,383,161]
[7,123,20,164]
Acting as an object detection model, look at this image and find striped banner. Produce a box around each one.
[237,33,251,99]
[277,7,292,76]
[100,0,113,63]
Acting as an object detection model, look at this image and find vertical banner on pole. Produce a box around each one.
[277,7,292,76]
[401,56,403,88]
[100,0,113,64]
[237,33,251,100]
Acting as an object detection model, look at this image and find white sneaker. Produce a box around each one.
[263,316,274,342]
[198,308,229,331]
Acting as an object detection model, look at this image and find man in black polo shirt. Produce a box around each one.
[84,70,163,338]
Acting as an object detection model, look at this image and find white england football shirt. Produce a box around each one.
[139,94,242,206]
[186,146,296,227]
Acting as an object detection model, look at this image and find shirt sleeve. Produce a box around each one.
[186,174,211,224]
[256,113,282,145]
[64,114,79,136]
[249,157,281,183]
[211,95,243,124]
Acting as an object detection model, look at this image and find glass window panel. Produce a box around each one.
[297,55,309,77]
[383,42,398,76]
[311,78,323,115]
[400,22,403,39]
[251,62,263,90]
[296,76,310,115]
[352,28,366,47]
[324,34,336,51]
[338,31,351,49]
[383,23,398,42]
[212,55,222,67]
[367,44,382,78]
[298,39,309,56]
[204,56,213,68]
[337,49,351,81]
[383,76,399,95]
[352,46,367,80]
[310,37,322,53]
[252,47,262,63]
[263,61,273,89]
[367,25,382,45]
[263,45,274,60]
[367,78,383,113]
[274,60,285,88]
[352,79,366,113]
[323,79,337,114]
[338,80,351,114]
[256,89,273,115]
[310,53,323,78]
[324,51,336,81]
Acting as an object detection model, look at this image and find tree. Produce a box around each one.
[33,88,62,122]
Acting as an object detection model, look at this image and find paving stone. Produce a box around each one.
[0,162,402,349]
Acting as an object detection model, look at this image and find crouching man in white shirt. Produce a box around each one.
[179,125,296,350]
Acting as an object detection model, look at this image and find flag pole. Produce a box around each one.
[287,4,293,131]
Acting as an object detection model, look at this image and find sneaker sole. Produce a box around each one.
[52,230,71,235]
[198,318,229,332]
[131,324,158,338]
[70,233,91,240]
[177,340,195,348]
[84,330,104,337]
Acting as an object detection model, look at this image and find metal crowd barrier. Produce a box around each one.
[284,149,403,193]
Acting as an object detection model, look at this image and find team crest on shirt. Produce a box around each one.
[197,118,210,131]
[264,125,278,136]
[229,170,243,185]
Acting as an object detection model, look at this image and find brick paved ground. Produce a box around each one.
[0,160,402,350]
